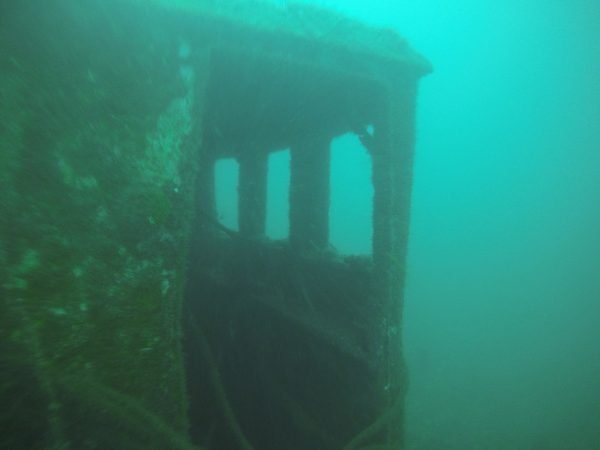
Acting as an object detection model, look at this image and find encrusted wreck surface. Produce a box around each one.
[0,0,430,448]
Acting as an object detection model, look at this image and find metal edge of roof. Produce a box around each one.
[141,0,433,76]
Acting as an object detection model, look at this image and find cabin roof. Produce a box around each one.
[144,0,432,154]
[149,0,432,76]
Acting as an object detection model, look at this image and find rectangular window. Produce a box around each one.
[329,133,373,255]
[266,149,290,240]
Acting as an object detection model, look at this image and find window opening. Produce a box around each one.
[329,132,373,255]
[266,149,291,240]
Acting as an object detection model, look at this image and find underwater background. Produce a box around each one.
[2,0,599,449]
[288,1,600,448]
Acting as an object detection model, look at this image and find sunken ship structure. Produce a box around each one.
[0,0,431,448]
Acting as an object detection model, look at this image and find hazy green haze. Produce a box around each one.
[269,0,600,448]
[4,0,597,447]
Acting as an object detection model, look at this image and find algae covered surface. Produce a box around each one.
[1,1,201,447]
